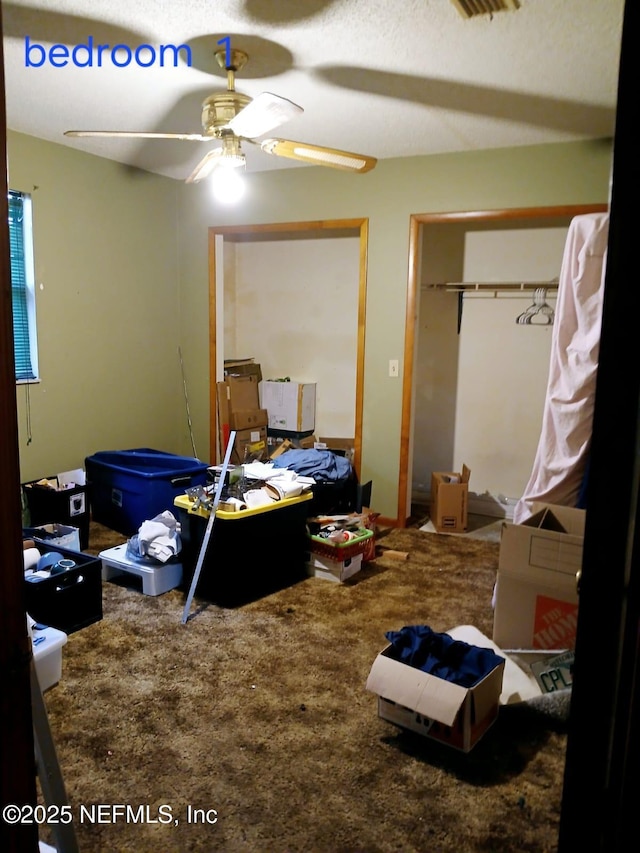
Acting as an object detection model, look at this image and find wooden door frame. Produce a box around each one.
[208,218,369,476]
[0,14,40,848]
[559,1,638,846]
[399,203,609,526]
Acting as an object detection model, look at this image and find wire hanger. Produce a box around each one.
[516,287,555,325]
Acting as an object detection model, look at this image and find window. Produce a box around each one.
[8,190,38,382]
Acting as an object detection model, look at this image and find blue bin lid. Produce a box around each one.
[86,449,209,478]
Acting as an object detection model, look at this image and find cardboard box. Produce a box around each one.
[430,465,470,533]
[224,358,262,383]
[225,374,261,412]
[447,625,556,705]
[217,377,267,462]
[26,522,81,552]
[260,380,316,433]
[297,434,317,449]
[366,635,505,752]
[230,408,269,431]
[305,551,362,582]
[492,503,585,650]
[316,437,355,462]
[231,426,268,464]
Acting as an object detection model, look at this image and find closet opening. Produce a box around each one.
[399,204,608,528]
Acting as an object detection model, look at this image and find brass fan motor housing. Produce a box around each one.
[214,48,249,73]
[201,91,252,137]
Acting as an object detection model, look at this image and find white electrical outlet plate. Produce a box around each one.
[389,359,399,377]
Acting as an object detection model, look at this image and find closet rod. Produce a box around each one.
[422,279,559,293]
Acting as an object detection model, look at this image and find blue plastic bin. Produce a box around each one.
[85,449,209,535]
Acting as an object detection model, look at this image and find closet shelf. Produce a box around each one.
[422,279,559,293]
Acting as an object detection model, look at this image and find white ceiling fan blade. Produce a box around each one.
[227,93,303,139]
[185,148,224,184]
[260,138,377,173]
[64,130,211,141]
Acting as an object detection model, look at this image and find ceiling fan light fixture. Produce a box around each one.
[218,134,246,170]
[63,44,376,181]
[221,152,246,170]
[211,166,245,204]
[186,135,246,184]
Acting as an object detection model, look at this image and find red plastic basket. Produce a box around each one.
[307,528,373,561]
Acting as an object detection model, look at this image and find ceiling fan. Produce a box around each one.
[64,46,377,183]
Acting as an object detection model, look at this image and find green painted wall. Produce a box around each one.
[8,131,181,484]
[6,132,613,520]
[176,139,613,520]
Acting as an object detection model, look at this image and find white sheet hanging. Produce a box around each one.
[513,212,610,524]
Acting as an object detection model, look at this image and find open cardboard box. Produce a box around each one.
[366,624,571,752]
[366,625,505,752]
[26,522,81,552]
[430,465,470,533]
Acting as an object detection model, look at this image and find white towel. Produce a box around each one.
[131,510,181,563]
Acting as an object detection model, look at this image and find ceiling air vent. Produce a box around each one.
[450,0,521,19]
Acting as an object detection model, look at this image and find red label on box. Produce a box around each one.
[532,596,578,649]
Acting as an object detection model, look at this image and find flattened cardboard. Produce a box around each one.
[493,503,584,650]
[366,638,504,752]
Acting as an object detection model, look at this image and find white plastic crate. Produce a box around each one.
[32,625,68,691]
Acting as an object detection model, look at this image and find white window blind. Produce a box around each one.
[8,190,38,382]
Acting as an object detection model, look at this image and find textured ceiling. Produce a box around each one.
[1,0,626,181]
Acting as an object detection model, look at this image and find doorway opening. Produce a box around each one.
[208,219,369,475]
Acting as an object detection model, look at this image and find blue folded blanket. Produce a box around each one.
[272,449,353,482]
[385,625,503,688]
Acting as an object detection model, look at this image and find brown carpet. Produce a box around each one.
[39,521,566,852]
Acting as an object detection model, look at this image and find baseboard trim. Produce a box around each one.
[412,490,516,521]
